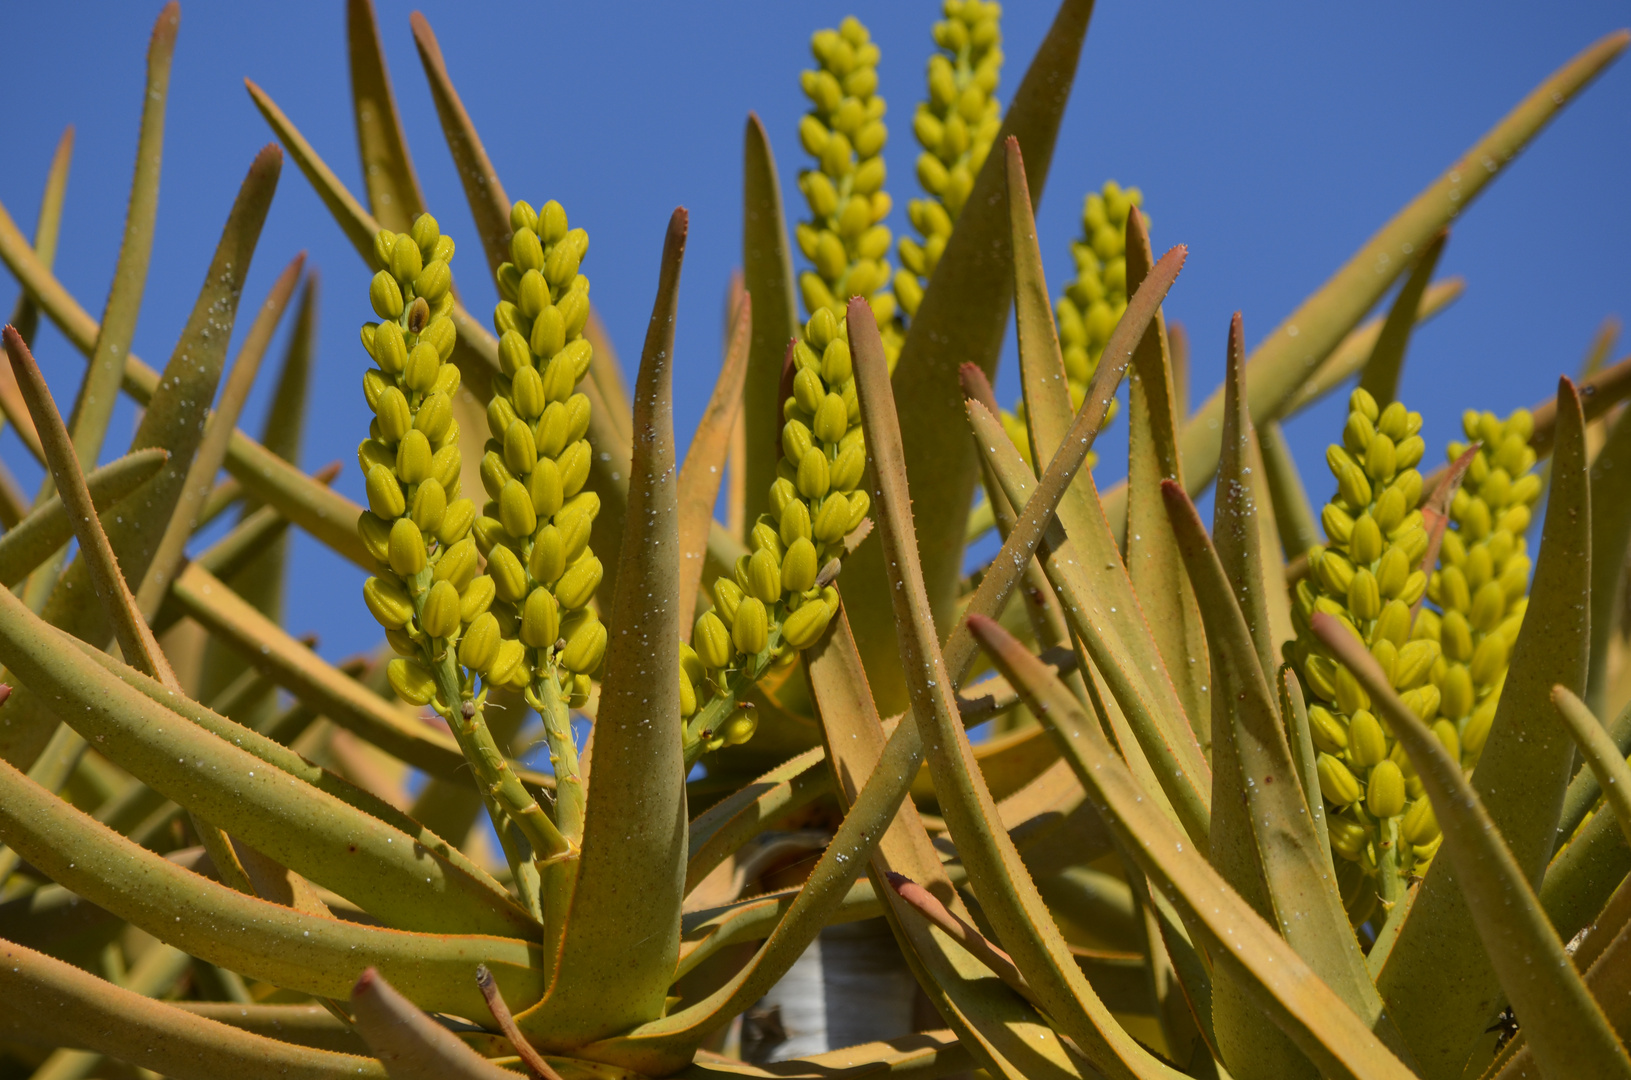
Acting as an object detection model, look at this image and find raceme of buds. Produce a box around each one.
[355,212,476,713]
[894,0,1002,323]
[478,198,605,706]
[1418,408,1539,772]
[1289,387,1445,914]
[795,16,900,364]
[1000,179,1144,470]
[683,308,866,759]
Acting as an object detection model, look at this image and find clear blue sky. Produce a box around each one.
[2,2,1627,664]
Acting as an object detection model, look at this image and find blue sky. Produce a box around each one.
[1,2,1627,663]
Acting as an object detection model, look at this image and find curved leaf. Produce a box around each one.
[741,114,800,531]
[1104,32,1628,532]
[1122,207,1210,741]
[0,938,386,1080]
[678,291,751,622]
[1588,403,1631,711]
[1356,230,1448,405]
[0,449,166,587]
[1315,614,1631,1080]
[348,0,425,232]
[1379,377,1593,1077]
[352,968,518,1080]
[67,2,177,473]
[1165,479,1403,1066]
[847,299,1187,1080]
[841,0,1094,716]
[685,744,827,897]
[806,609,1085,1080]
[3,124,72,350]
[527,210,689,1045]
[0,575,537,937]
[1552,687,1631,847]
[1259,419,1320,560]
[1558,694,1631,844]
[973,616,1421,1080]
[0,750,544,1019]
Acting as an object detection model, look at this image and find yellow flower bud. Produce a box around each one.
[1308,704,1348,754]
[782,538,819,594]
[1401,797,1439,846]
[395,430,432,486]
[358,512,393,564]
[560,613,607,674]
[500,479,537,539]
[555,492,600,560]
[460,612,502,672]
[1348,710,1387,767]
[814,392,849,444]
[460,575,496,624]
[1350,514,1383,565]
[415,260,451,303]
[557,440,591,498]
[813,492,852,543]
[363,575,415,630]
[434,537,479,589]
[521,586,561,649]
[1468,631,1510,687]
[797,447,832,501]
[713,579,745,626]
[782,596,834,649]
[480,452,512,502]
[695,611,733,668]
[529,524,565,585]
[374,386,412,444]
[366,465,406,520]
[420,580,461,639]
[845,489,871,532]
[1366,759,1406,819]
[1318,753,1362,806]
[1347,567,1381,621]
[438,498,475,547]
[370,270,404,319]
[733,597,770,656]
[489,639,528,687]
[783,420,815,463]
[487,544,528,604]
[511,227,545,274]
[1328,816,1370,861]
[388,658,438,707]
[388,518,427,578]
[746,548,783,604]
[1315,549,1356,596]
[555,555,603,611]
[1333,661,1370,716]
[830,442,866,492]
[1392,639,1439,691]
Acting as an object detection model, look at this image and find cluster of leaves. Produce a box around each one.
[0,4,1629,1080]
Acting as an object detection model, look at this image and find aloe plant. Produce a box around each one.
[1,4,1630,1080]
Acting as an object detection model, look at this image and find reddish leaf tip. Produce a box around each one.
[352,966,380,993]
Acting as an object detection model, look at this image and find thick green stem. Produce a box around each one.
[1376,817,1405,913]
[531,669,583,987]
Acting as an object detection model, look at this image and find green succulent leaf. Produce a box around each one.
[0,448,166,587]
[348,0,425,232]
[685,744,828,896]
[740,113,801,533]
[351,968,518,1080]
[0,938,386,1080]
[805,609,1086,1080]
[1587,403,1631,711]
[678,291,752,622]
[849,297,1187,1080]
[1551,687,1631,848]
[0,747,544,1019]
[1121,208,1211,744]
[972,615,1421,1080]
[1356,230,1448,406]
[1103,31,1629,536]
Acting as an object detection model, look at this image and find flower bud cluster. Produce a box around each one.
[353,214,476,711]
[1289,388,1444,918]
[795,17,899,364]
[1415,409,1539,772]
[1000,181,1143,469]
[893,0,1002,323]
[464,199,607,706]
[686,309,866,756]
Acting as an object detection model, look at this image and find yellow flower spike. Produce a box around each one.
[1427,408,1541,770]
[1293,388,1445,888]
[796,16,898,364]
